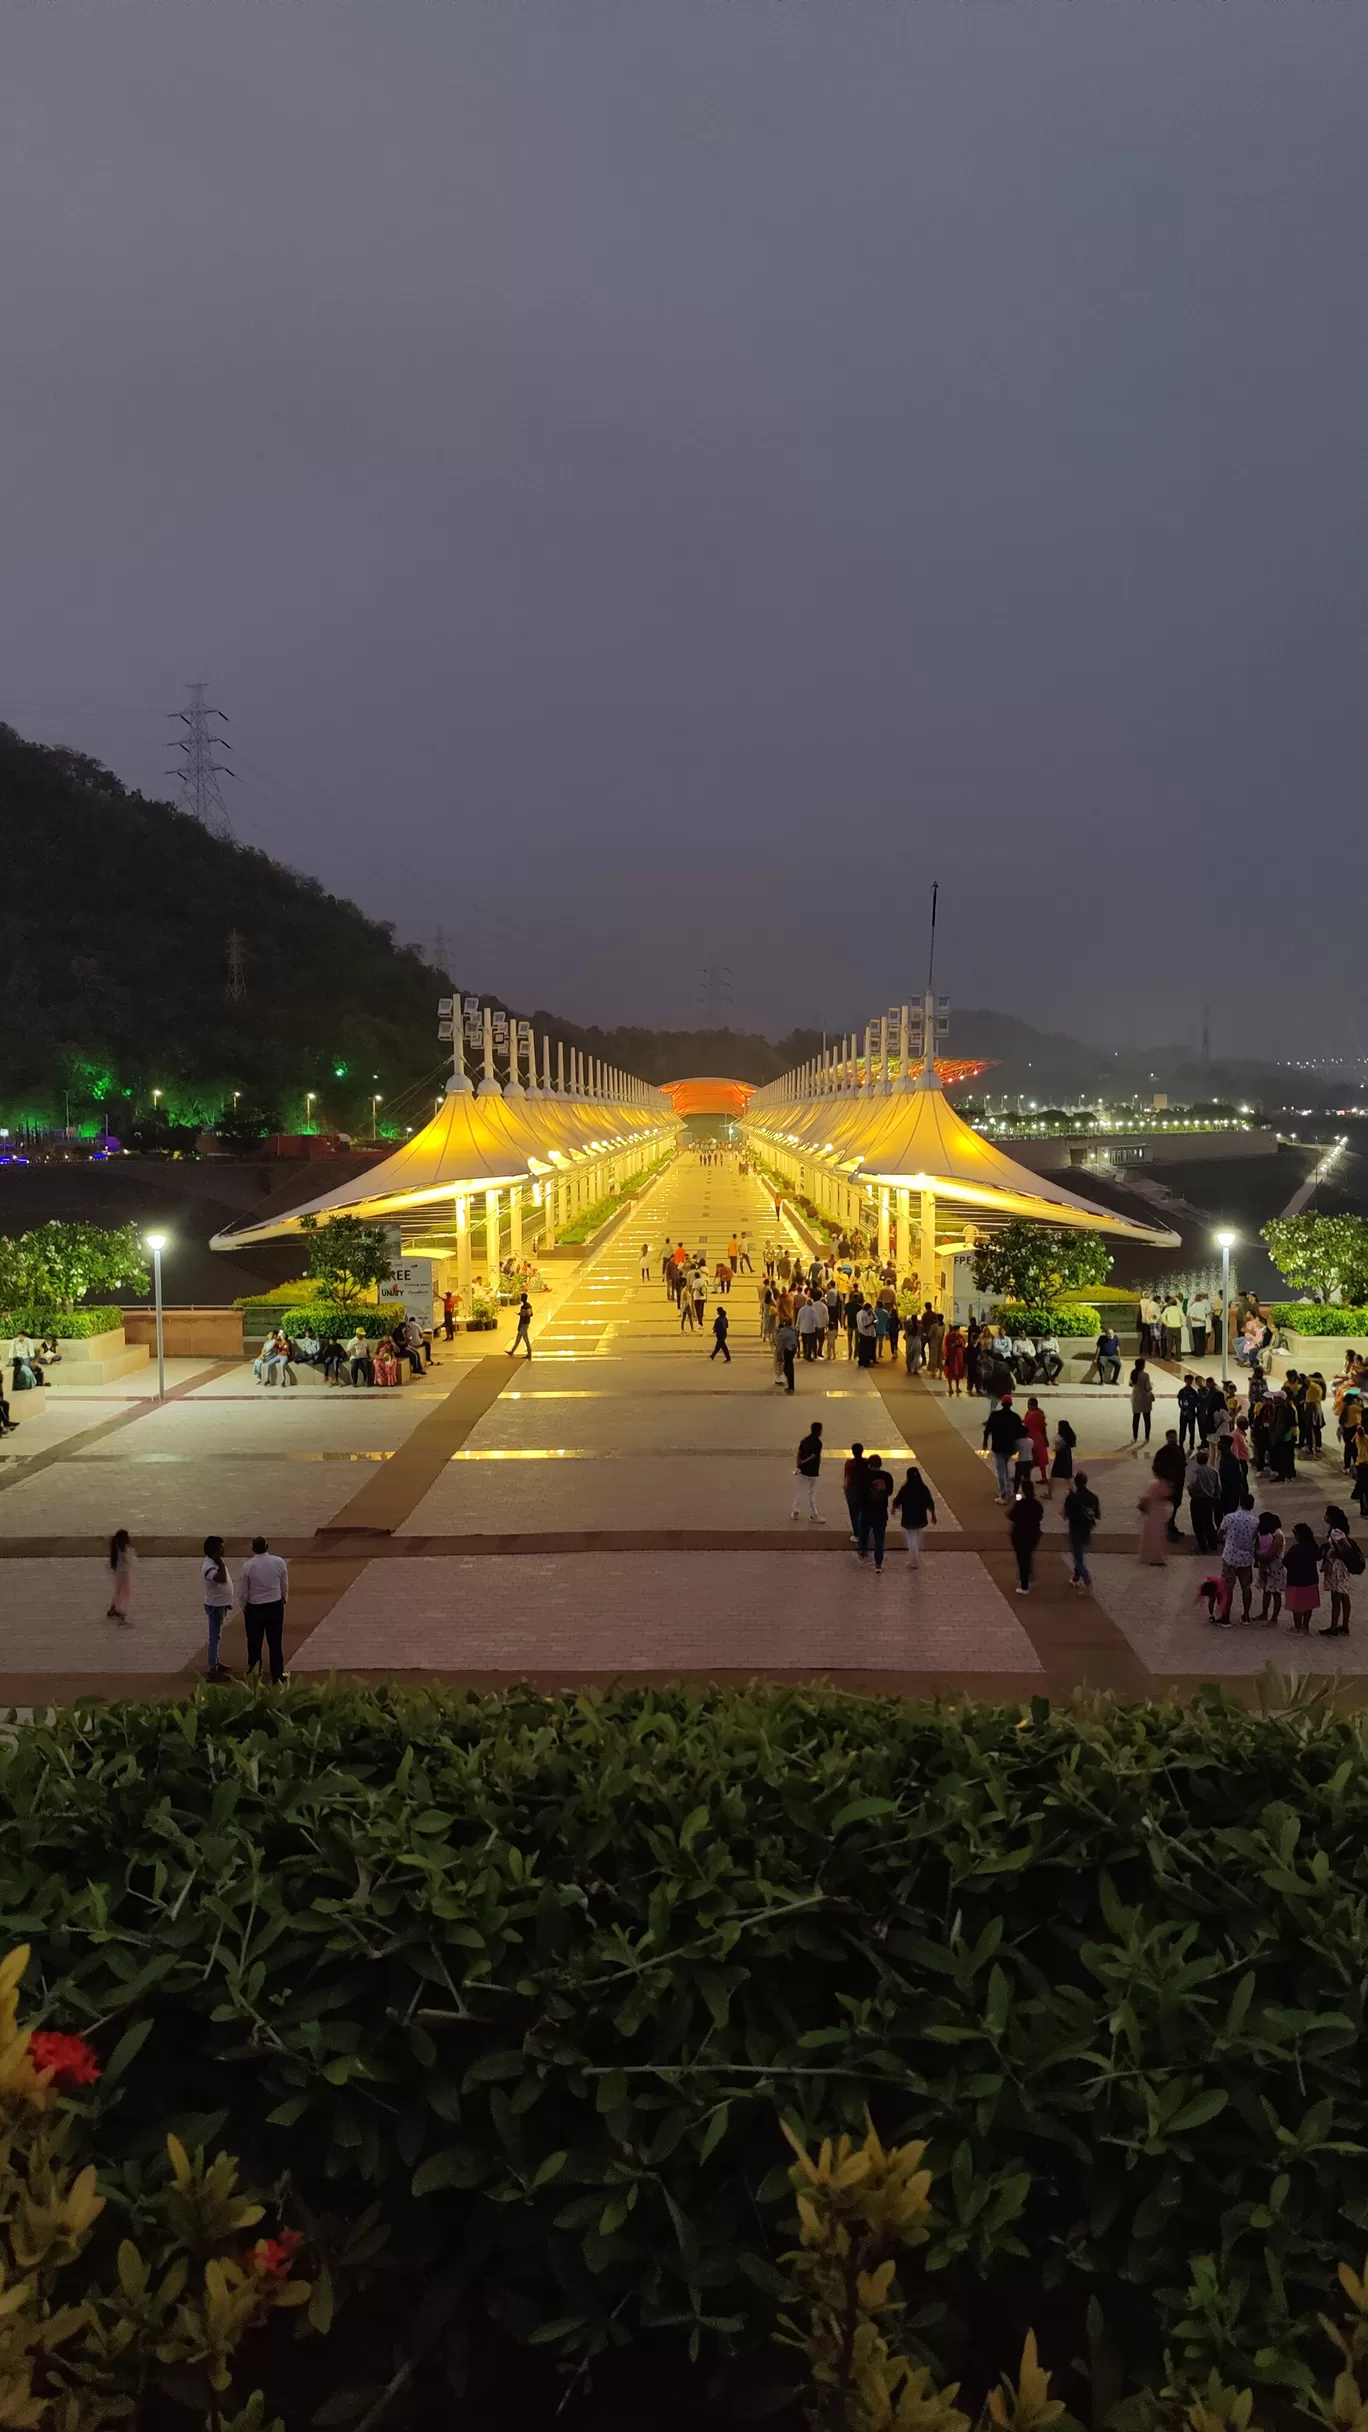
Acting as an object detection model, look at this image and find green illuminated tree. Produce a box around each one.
[297,1213,392,1308]
[1262,1214,1368,1303]
[971,1220,1111,1310]
[13,1220,149,1314]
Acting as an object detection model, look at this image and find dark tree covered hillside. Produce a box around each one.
[0,725,445,1132]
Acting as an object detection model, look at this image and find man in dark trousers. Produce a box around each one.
[238,1536,289,1685]
[983,1396,1023,1502]
[1151,1429,1187,1540]
[856,1453,895,1571]
[710,1306,731,1364]
[790,1421,824,1522]
[1186,1446,1222,1553]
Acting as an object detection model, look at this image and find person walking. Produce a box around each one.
[856,1453,895,1571]
[710,1306,731,1364]
[1009,1476,1042,1595]
[1063,1471,1100,1588]
[1321,1505,1357,1637]
[1177,1374,1200,1454]
[692,1271,709,1332]
[640,1242,652,1281]
[1151,1429,1187,1540]
[679,1280,697,1331]
[797,1296,821,1363]
[1129,1359,1155,1445]
[106,1528,136,1625]
[442,1292,456,1342]
[790,1422,825,1522]
[1022,1397,1049,1484]
[891,1466,936,1567]
[942,1324,966,1394]
[902,1314,924,1376]
[983,1396,1022,1502]
[239,1535,289,1683]
[201,1535,235,1681]
[1137,1475,1171,1567]
[775,1317,798,1394]
[843,1443,868,1541]
[1049,1416,1076,1502]
[1187,1446,1222,1553]
[508,1295,534,1361]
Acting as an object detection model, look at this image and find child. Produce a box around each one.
[1196,1574,1231,1625]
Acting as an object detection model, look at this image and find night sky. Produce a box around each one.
[4,3,1365,1054]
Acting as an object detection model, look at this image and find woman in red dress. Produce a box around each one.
[942,1324,966,1394]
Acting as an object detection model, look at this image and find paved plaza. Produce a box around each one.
[3,1153,1366,1703]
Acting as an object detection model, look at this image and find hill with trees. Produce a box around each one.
[0,723,446,1139]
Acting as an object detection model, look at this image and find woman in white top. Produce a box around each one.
[201,1535,235,1680]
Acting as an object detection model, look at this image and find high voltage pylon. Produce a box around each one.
[431,925,453,981]
[167,682,236,837]
[226,929,247,1003]
[699,955,733,1026]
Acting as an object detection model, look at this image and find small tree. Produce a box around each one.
[971,1221,1111,1310]
[15,1221,150,1314]
[1262,1214,1368,1303]
[297,1213,392,1308]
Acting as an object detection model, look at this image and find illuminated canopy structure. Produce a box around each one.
[740,993,1177,1290]
[660,1077,756,1120]
[211,1008,679,1304]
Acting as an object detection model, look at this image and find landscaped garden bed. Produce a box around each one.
[5,1679,1366,2429]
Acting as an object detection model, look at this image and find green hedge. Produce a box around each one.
[0,1305,122,1338]
[7,1682,1368,2426]
[249,1301,407,1339]
[997,1302,1099,1337]
[1272,1304,1368,1337]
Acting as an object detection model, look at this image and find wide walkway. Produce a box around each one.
[3,1150,1366,1704]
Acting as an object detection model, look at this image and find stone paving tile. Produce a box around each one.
[1079,1551,1365,1675]
[0,1402,119,1462]
[0,1457,368,1539]
[72,1396,441,1458]
[40,1360,220,1400]
[294,1551,1040,1673]
[7,1558,208,1672]
[465,1389,913,1456]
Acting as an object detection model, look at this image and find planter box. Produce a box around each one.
[123,1306,243,1359]
[31,1326,149,1387]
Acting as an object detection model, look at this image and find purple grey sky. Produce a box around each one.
[3,2,1366,1054]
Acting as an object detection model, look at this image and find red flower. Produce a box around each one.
[242,2229,304,2280]
[29,2031,100,2088]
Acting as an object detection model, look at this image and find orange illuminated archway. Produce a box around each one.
[660,1076,756,1120]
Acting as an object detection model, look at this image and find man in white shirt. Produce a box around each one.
[1187,1293,1211,1357]
[797,1298,821,1361]
[1217,1495,1257,1624]
[238,1535,289,1682]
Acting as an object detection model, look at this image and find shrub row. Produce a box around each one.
[1271,1304,1368,1337]
[6,1681,1368,2426]
[995,1302,1099,1337]
[0,1304,123,1338]
[248,1302,408,1339]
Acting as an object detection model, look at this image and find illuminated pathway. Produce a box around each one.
[3,1149,1368,1704]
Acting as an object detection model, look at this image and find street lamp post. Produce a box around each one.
[1215,1230,1236,1388]
[145,1231,168,1402]
[305,1091,316,1133]
[371,1094,382,1139]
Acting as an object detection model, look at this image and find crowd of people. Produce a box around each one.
[102,1528,291,1683]
[788,1424,938,1572]
[251,1316,435,1388]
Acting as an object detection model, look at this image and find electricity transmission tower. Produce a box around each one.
[699,955,733,1027]
[431,925,454,981]
[226,929,247,1003]
[167,683,236,837]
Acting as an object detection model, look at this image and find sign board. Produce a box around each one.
[386,1257,436,1326]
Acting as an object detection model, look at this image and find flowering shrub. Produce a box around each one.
[0,1944,316,2432]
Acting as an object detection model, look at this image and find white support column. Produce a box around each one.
[878,1188,891,1263]
[896,1186,911,1272]
[455,1195,472,1309]
[509,1185,523,1259]
[920,1188,938,1310]
[484,1187,501,1278]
